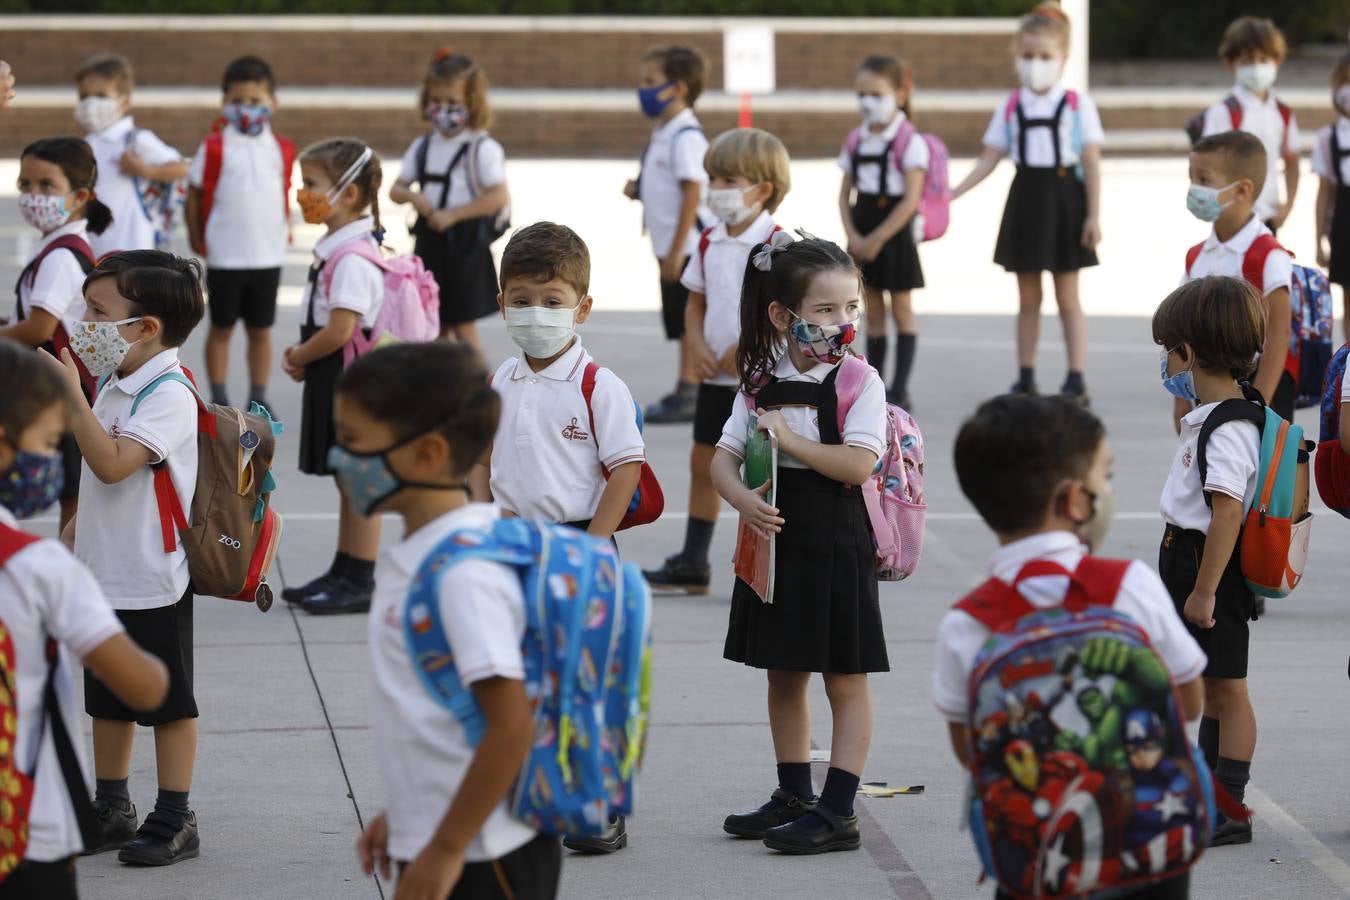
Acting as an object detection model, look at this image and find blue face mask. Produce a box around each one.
[1185,181,1237,223]
[1160,348,1198,404]
[224,103,271,136]
[637,82,675,119]
[328,431,465,518]
[0,449,63,520]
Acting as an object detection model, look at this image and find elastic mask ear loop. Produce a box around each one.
[328,146,374,202]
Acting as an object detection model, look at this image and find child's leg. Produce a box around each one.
[448,321,483,354]
[819,673,872,817]
[153,719,197,793]
[766,670,812,765]
[864,287,889,377]
[889,290,918,404]
[92,718,136,781]
[1015,273,1043,390]
[1050,270,1088,395]
[58,496,77,534]
[689,442,720,525]
[204,325,233,404]
[1205,676,1256,806]
[244,326,272,403]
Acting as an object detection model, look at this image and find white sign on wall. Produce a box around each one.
[723,25,776,95]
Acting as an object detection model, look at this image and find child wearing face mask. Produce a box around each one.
[1,137,113,532]
[935,393,1206,899]
[839,54,927,408]
[54,250,206,867]
[281,138,387,615]
[709,235,886,855]
[185,55,295,411]
[951,1,1103,407]
[643,127,790,596]
[1199,17,1300,234]
[1313,50,1350,337]
[1154,276,1269,849]
[72,53,187,258]
[390,50,509,349]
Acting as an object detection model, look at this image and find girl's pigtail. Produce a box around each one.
[85,195,113,235]
[736,245,777,391]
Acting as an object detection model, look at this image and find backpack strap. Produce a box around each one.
[832,353,874,438]
[892,119,916,176]
[0,523,41,566]
[1276,101,1292,155]
[277,135,297,239]
[1196,392,1266,509]
[124,371,204,554]
[580,361,609,477]
[844,125,864,159]
[1184,241,1205,276]
[199,131,225,246]
[696,224,717,270]
[953,556,1130,631]
[36,637,101,846]
[1224,95,1243,131]
[1242,233,1285,291]
[319,237,388,297]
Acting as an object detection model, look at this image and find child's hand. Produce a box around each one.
[755,408,792,443]
[282,346,306,382]
[43,348,86,404]
[853,234,881,264]
[1080,216,1102,250]
[624,178,638,200]
[412,192,434,219]
[732,480,784,539]
[356,811,391,879]
[395,842,465,900]
[1317,240,1330,269]
[690,338,720,382]
[426,209,458,233]
[0,61,15,107]
[659,253,684,284]
[118,149,146,178]
[1182,589,1217,629]
[718,345,738,377]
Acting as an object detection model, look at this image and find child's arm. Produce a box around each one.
[663,180,702,283]
[683,292,718,382]
[1315,176,1333,269]
[839,172,860,252]
[710,447,783,540]
[185,185,205,257]
[950,146,1003,201]
[857,168,925,263]
[46,349,154,484]
[285,309,360,377]
[588,462,642,540]
[1276,149,1300,231]
[83,632,169,711]
[0,308,59,347]
[1253,287,1291,402]
[1080,143,1103,249]
[1182,493,1244,629]
[395,675,533,900]
[947,723,971,767]
[389,179,433,218]
[120,153,188,183]
[1177,677,1203,721]
[469,443,493,504]
[756,409,878,486]
[427,184,510,234]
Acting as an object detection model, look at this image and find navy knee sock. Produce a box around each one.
[818,767,860,818]
[891,333,917,401]
[776,762,814,802]
[1017,367,1036,391]
[1198,717,1220,772]
[1215,756,1251,807]
[865,336,887,377]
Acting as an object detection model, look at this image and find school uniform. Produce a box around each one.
[1201,85,1301,226]
[1312,117,1350,287]
[489,338,644,525]
[638,108,710,339]
[188,122,289,329]
[369,502,560,898]
[838,112,928,291]
[981,86,1104,274]
[1158,402,1261,679]
[297,217,385,476]
[400,129,505,327]
[718,354,889,673]
[84,116,183,257]
[75,347,199,725]
[682,212,779,445]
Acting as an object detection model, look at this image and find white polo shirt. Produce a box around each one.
[1159,401,1261,534]
[368,501,537,864]
[0,507,123,862]
[398,130,506,210]
[74,348,198,610]
[489,338,645,523]
[301,217,385,329]
[18,220,89,327]
[1311,118,1350,187]
[1184,214,1291,297]
[187,123,290,270]
[85,116,183,257]
[681,212,779,387]
[1201,85,1301,222]
[638,108,710,261]
[981,85,1105,168]
[930,532,1208,724]
[717,354,887,469]
[837,111,930,196]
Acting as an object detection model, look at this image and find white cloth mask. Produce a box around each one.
[504,307,576,359]
[1015,57,1062,93]
[1235,62,1277,94]
[858,94,898,127]
[707,187,759,227]
[74,96,122,133]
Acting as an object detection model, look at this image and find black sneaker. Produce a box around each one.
[1009,380,1039,396]
[762,806,861,855]
[643,391,696,425]
[642,555,711,595]
[282,572,337,605]
[723,789,817,839]
[562,814,627,854]
[1210,813,1253,847]
[82,798,138,855]
[301,578,373,615]
[117,810,200,866]
[1060,383,1091,409]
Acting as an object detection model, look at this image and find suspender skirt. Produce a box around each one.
[297,265,346,477]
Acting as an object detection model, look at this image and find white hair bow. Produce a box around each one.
[750,229,795,272]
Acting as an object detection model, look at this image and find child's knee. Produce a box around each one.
[822,672,869,702]
[767,669,810,694]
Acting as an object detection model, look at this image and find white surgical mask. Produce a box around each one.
[707,186,759,227]
[1015,57,1062,93]
[73,96,123,133]
[858,94,898,127]
[1235,62,1277,94]
[1335,85,1350,117]
[18,194,70,233]
[504,307,576,359]
[68,318,143,378]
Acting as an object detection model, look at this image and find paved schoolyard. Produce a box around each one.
[3,155,1347,899]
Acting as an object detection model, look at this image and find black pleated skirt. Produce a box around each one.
[724,467,888,674]
[298,326,344,476]
[1330,186,1350,288]
[413,218,500,327]
[851,193,925,292]
[994,167,1098,274]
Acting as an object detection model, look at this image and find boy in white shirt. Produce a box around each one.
[53,250,205,867]
[73,54,187,258]
[186,55,294,411]
[338,343,560,900]
[0,338,168,899]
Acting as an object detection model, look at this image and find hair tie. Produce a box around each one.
[433,46,453,62]
[750,229,795,272]
[372,225,387,246]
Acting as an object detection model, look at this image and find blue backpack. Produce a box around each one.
[1291,264,1335,409]
[404,518,652,836]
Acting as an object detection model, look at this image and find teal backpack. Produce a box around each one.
[405,518,652,836]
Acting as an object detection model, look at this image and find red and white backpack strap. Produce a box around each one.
[1184,241,1205,277]
[1241,234,1286,291]
[0,523,41,568]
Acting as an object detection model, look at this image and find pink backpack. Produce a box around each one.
[835,354,926,580]
[321,239,441,366]
[843,120,950,242]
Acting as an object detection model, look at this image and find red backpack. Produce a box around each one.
[14,234,97,398]
[197,122,297,257]
[580,362,664,531]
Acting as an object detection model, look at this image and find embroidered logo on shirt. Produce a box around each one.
[561,418,590,442]
[1182,448,1192,470]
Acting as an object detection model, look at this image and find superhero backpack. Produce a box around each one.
[105,369,284,610]
[404,518,653,837]
[1315,343,1350,517]
[13,233,97,398]
[126,128,188,251]
[842,119,950,241]
[580,362,664,530]
[959,558,1223,899]
[1197,384,1313,599]
[318,238,441,367]
[197,119,297,258]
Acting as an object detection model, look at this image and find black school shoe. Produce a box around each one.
[1060,382,1091,409]
[563,814,627,854]
[1008,380,1039,397]
[301,578,373,615]
[1210,813,1253,847]
[641,555,711,595]
[723,789,817,838]
[282,572,337,605]
[762,806,861,855]
[82,798,138,855]
[118,810,200,866]
[643,391,697,425]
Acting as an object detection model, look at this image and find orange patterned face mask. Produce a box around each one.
[295,188,331,225]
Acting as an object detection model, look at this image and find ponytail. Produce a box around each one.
[84,196,113,235]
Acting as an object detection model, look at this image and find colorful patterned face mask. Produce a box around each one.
[69,318,143,378]
[0,450,63,519]
[789,312,859,364]
[426,103,468,136]
[224,103,271,136]
[18,193,70,233]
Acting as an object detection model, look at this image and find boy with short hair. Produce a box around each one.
[627,44,711,425]
[1182,131,1293,423]
[53,250,206,866]
[186,55,294,410]
[1200,16,1300,232]
[935,394,1207,896]
[73,54,187,258]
